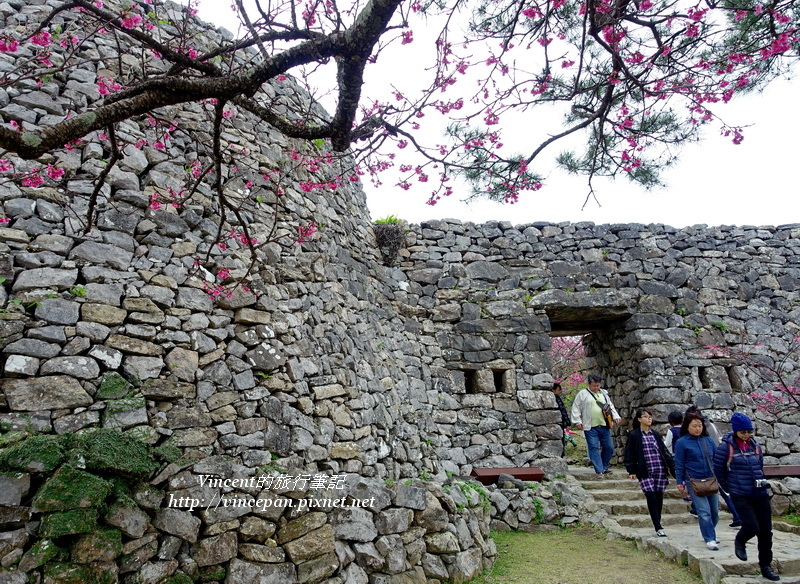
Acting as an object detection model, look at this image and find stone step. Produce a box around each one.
[615,512,741,529]
[580,478,640,490]
[605,499,695,516]
[718,555,800,578]
[615,514,698,528]
[569,466,800,584]
[590,488,689,502]
[606,515,800,584]
[722,577,800,584]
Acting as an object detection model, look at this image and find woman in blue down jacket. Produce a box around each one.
[713,413,780,582]
[674,413,719,550]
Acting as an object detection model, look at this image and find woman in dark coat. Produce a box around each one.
[624,409,674,537]
[713,413,780,581]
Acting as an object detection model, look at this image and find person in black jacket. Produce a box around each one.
[552,383,571,457]
[713,413,780,581]
[624,409,674,537]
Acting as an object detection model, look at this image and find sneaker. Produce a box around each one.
[729,520,742,528]
[706,541,719,550]
[656,529,667,537]
[602,469,612,474]
[690,510,698,517]
[595,473,604,478]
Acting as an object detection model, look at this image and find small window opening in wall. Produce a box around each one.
[493,370,505,393]
[698,366,711,389]
[726,367,743,391]
[464,370,477,394]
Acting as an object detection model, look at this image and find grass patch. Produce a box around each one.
[774,514,800,527]
[565,431,588,463]
[472,526,703,584]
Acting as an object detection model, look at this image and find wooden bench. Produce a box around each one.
[763,465,800,478]
[469,467,545,486]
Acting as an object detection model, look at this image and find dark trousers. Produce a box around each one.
[644,491,664,531]
[720,488,741,522]
[731,494,773,567]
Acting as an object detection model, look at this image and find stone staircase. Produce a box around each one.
[571,466,800,584]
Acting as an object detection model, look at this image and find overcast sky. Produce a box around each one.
[373,77,800,229]
[189,1,800,229]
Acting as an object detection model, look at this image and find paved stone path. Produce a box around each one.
[570,466,800,584]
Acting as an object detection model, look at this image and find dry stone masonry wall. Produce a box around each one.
[394,219,800,466]
[1,1,800,584]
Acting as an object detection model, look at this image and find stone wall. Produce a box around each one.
[394,220,800,465]
[0,2,512,583]
[1,2,800,584]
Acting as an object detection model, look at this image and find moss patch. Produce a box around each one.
[1,428,172,580]
[40,508,99,538]
[199,566,227,581]
[71,527,122,563]
[19,539,67,571]
[0,434,65,473]
[0,429,27,448]
[96,372,132,400]
[44,561,117,584]
[33,465,113,512]
[74,429,159,478]
[152,443,182,464]
[165,573,195,584]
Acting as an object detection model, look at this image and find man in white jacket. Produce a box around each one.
[571,374,621,476]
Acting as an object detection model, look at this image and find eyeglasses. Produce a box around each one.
[737,430,755,435]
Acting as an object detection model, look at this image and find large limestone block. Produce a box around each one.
[1,376,92,411]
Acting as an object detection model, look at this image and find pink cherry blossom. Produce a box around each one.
[45,164,64,180]
[296,221,318,244]
[22,173,45,188]
[120,13,143,29]
[32,30,52,46]
[0,38,19,52]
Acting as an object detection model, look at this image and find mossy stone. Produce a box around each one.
[18,539,67,572]
[71,527,123,563]
[133,483,165,509]
[0,434,65,473]
[0,429,27,449]
[39,508,99,538]
[199,565,227,581]
[105,395,144,412]
[75,429,159,478]
[126,425,159,445]
[96,372,132,399]
[43,561,116,584]
[33,465,112,512]
[165,573,194,584]
[151,443,182,463]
